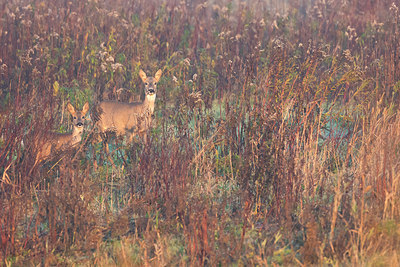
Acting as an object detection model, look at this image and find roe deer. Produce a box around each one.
[34,102,89,167]
[95,69,162,142]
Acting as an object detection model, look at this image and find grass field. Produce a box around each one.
[1,0,400,265]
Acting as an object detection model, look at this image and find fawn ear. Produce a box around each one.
[67,102,76,115]
[154,69,162,82]
[139,69,147,82]
[82,102,89,115]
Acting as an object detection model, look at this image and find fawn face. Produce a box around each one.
[67,102,89,139]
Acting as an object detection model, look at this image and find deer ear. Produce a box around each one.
[154,69,162,82]
[67,103,76,115]
[82,102,89,115]
[139,69,147,82]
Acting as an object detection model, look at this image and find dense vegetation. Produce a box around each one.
[1,0,400,265]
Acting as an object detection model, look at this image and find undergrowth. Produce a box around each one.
[1,0,400,265]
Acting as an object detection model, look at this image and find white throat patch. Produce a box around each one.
[146,94,156,102]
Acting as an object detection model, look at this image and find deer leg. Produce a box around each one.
[142,131,147,143]
[92,139,98,171]
[97,132,108,166]
[128,133,135,144]
[29,155,40,177]
[102,132,118,168]
[58,159,66,179]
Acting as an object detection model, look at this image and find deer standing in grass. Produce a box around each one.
[96,69,162,142]
[33,102,89,168]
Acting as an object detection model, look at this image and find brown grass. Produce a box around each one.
[1,0,400,265]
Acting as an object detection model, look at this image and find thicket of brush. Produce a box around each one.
[1,0,400,265]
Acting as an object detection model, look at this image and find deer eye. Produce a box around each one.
[145,82,149,86]
[73,116,77,119]
[82,116,85,119]
[154,82,157,85]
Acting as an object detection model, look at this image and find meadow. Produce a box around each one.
[1,0,400,265]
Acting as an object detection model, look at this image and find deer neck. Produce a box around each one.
[144,94,156,114]
[71,126,84,144]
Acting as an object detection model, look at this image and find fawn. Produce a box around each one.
[34,102,89,167]
[95,69,162,142]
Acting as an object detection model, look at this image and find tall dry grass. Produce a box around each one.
[1,0,400,265]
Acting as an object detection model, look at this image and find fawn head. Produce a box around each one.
[67,102,89,131]
[139,69,162,99]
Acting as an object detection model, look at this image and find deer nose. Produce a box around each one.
[148,89,155,94]
[76,122,83,127]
